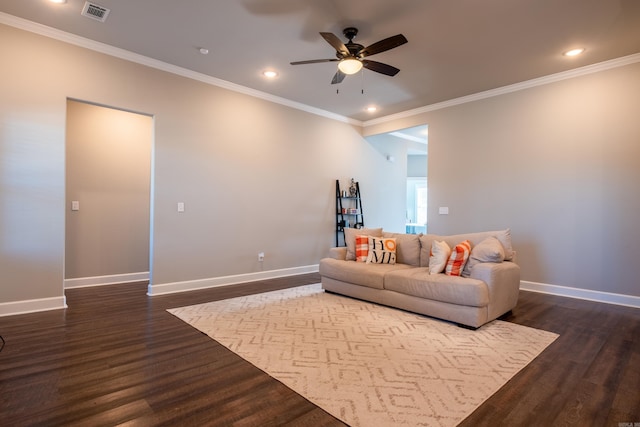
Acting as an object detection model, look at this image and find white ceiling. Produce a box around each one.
[2,0,639,122]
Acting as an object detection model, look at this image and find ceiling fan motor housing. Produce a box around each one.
[343,27,364,57]
[343,27,358,40]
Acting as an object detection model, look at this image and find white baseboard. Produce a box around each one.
[64,272,150,289]
[147,265,319,296]
[0,296,67,317]
[520,280,640,309]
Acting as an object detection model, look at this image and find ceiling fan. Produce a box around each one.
[290,27,408,84]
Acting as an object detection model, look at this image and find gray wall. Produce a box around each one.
[366,62,640,297]
[0,23,404,309]
[65,100,151,280]
[2,20,638,310]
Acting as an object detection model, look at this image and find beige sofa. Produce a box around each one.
[319,229,520,329]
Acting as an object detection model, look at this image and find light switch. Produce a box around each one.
[71,201,80,211]
[177,202,185,213]
[439,207,449,215]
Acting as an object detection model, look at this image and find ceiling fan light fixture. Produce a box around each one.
[338,58,363,75]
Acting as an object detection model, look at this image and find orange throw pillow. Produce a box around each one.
[355,235,370,262]
[445,240,472,276]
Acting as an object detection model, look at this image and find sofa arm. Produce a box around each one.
[328,247,348,261]
[471,261,521,320]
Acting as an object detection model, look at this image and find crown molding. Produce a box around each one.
[364,52,640,128]
[3,12,637,131]
[0,12,361,127]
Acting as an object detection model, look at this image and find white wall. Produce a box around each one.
[0,23,406,312]
[365,61,640,297]
[364,133,410,233]
[407,155,427,178]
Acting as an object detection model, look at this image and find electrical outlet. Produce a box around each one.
[258,252,265,262]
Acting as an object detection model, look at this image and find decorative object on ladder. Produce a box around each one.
[335,179,364,246]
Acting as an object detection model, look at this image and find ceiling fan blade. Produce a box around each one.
[290,59,339,65]
[331,70,346,84]
[320,32,349,57]
[359,34,408,57]
[362,60,400,76]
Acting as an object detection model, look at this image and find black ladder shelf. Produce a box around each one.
[336,179,364,246]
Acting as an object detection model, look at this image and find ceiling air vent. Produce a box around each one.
[81,2,110,23]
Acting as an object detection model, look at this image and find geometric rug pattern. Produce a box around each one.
[168,284,558,426]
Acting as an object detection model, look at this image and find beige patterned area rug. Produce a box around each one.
[168,284,558,426]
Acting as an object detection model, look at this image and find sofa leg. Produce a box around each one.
[498,310,513,319]
[456,323,479,330]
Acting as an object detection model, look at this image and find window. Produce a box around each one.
[406,178,427,234]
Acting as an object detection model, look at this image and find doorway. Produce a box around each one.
[64,100,153,288]
[406,177,427,234]
[390,125,428,233]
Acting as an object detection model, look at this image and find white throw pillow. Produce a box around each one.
[429,240,451,274]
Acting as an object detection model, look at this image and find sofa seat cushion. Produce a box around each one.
[384,268,489,307]
[319,258,414,290]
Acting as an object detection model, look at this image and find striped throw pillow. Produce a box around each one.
[355,235,370,262]
[445,240,472,276]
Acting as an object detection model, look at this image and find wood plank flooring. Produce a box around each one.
[1,273,638,426]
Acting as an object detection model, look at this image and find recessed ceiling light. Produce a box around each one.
[262,70,278,79]
[563,48,585,57]
[199,48,209,55]
[50,0,67,3]
[366,106,377,113]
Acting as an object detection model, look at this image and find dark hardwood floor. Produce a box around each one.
[1,273,638,426]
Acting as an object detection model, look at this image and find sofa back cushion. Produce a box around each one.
[382,232,421,266]
[420,229,513,267]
